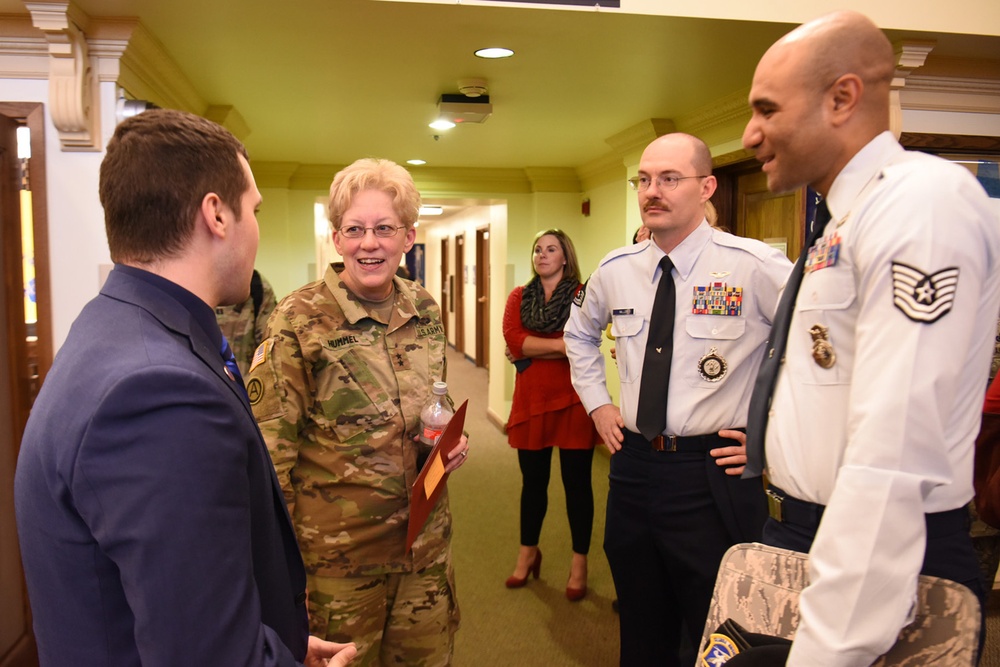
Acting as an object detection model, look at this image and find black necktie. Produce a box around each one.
[636,256,676,441]
[220,335,247,397]
[744,200,831,477]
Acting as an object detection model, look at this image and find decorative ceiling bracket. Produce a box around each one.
[890,40,936,139]
[26,1,101,151]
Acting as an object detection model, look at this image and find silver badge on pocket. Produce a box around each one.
[809,324,836,369]
[698,347,728,382]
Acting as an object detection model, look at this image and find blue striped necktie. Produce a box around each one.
[220,335,247,397]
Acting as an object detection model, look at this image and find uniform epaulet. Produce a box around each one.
[597,242,648,268]
[711,231,779,262]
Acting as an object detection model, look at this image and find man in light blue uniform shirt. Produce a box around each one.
[563,132,792,666]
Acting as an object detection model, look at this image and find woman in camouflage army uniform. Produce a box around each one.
[248,158,468,666]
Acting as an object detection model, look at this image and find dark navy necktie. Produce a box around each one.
[220,335,248,398]
[744,200,831,478]
[636,256,676,441]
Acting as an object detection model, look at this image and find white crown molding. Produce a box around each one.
[890,40,937,136]
[524,167,580,193]
[26,0,101,150]
[0,14,48,78]
[676,88,750,138]
[577,151,625,191]
[604,118,674,163]
[900,75,1000,114]
[205,104,251,141]
[115,20,206,115]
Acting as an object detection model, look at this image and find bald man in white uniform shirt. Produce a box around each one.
[739,10,1000,665]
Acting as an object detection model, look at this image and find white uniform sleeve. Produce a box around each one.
[564,268,614,414]
[789,169,999,665]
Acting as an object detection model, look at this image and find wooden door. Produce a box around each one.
[737,170,804,262]
[440,237,449,338]
[474,227,490,368]
[0,107,43,667]
[453,233,465,354]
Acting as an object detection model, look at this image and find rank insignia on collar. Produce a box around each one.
[699,632,740,665]
[891,262,959,324]
[809,324,836,369]
[698,347,728,382]
[692,283,743,316]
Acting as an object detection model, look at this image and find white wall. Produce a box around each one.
[2,78,118,349]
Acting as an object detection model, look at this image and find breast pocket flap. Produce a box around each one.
[611,314,644,338]
[684,316,746,340]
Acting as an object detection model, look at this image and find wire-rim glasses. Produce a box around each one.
[338,224,407,239]
[627,174,709,192]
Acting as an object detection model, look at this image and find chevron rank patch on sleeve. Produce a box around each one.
[891,261,959,324]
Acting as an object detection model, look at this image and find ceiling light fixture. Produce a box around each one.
[475,47,514,59]
[407,159,427,166]
[429,119,456,130]
[419,205,443,216]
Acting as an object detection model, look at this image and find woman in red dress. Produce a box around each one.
[503,229,600,601]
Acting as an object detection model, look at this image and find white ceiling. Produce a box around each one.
[2,0,999,176]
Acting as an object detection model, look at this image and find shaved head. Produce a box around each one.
[743,11,895,194]
[770,10,894,117]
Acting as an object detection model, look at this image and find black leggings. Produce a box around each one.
[518,447,595,554]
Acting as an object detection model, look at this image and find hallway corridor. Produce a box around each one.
[443,347,620,665]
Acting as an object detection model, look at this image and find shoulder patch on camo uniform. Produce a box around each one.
[249,339,270,373]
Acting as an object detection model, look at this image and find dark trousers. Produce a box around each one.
[763,487,986,661]
[518,447,595,554]
[605,430,767,667]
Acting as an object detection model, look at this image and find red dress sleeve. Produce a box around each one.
[503,287,528,358]
[985,374,1000,415]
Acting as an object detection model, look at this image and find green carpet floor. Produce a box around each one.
[441,347,1000,666]
[444,348,620,666]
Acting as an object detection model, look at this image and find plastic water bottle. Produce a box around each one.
[419,381,454,446]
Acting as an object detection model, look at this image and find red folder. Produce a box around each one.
[406,399,468,553]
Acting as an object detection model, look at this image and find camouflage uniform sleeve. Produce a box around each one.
[247,305,312,514]
[254,275,278,348]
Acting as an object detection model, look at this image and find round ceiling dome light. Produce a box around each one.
[474,47,514,59]
[406,159,427,166]
[458,78,489,97]
[429,119,456,130]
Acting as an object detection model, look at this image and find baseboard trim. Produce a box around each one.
[486,407,506,434]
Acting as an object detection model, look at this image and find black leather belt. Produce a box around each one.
[766,484,968,538]
[623,429,721,453]
[766,485,825,526]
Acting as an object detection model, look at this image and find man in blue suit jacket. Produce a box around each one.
[14,109,356,667]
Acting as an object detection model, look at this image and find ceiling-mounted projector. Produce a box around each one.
[437,93,492,124]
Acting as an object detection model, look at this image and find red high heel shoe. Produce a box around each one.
[565,582,587,601]
[505,549,542,588]
[566,558,587,601]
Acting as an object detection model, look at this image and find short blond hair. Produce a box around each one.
[327,158,421,230]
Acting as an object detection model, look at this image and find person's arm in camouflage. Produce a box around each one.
[254,274,278,348]
[248,306,311,514]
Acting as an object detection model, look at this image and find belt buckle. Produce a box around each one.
[766,488,784,522]
[650,435,677,452]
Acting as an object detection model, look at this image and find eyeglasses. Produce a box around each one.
[627,174,709,192]
[338,224,407,239]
